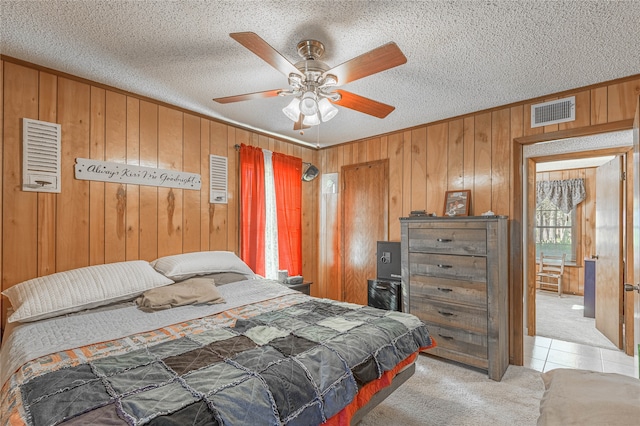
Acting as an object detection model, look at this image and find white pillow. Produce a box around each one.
[151,251,255,281]
[2,260,174,323]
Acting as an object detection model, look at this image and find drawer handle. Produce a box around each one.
[437,264,453,269]
[437,334,454,340]
[437,287,453,293]
[438,310,455,317]
[436,238,452,243]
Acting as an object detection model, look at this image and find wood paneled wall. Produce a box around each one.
[316,112,515,299]
[318,76,640,297]
[2,54,639,362]
[0,59,318,332]
[316,74,640,364]
[535,168,597,296]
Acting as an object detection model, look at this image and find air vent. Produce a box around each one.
[22,118,61,193]
[531,96,575,128]
[209,155,228,204]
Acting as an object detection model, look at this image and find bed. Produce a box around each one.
[0,251,434,425]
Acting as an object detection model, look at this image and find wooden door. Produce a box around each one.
[595,156,623,348]
[342,160,388,305]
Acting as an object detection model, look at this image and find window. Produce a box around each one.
[534,197,576,262]
[239,144,302,279]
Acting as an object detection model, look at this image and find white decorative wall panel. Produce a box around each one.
[74,158,201,190]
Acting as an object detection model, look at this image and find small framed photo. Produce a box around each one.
[443,190,470,216]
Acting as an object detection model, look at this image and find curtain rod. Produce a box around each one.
[234,144,312,166]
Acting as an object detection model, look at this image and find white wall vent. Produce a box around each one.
[531,96,575,128]
[22,118,61,193]
[209,154,228,204]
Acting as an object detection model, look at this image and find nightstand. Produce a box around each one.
[285,281,312,295]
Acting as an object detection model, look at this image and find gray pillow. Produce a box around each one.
[135,277,225,312]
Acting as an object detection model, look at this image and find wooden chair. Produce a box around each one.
[536,252,566,296]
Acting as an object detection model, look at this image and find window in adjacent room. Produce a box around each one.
[534,197,577,262]
[534,177,585,264]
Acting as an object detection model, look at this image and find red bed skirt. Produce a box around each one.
[324,342,436,426]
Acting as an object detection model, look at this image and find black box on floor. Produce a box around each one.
[367,279,401,311]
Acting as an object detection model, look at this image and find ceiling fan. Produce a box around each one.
[213,32,407,130]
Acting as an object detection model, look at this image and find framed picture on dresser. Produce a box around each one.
[443,190,470,216]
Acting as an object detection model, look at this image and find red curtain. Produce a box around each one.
[239,144,266,276]
[272,152,302,276]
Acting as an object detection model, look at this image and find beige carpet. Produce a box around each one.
[535,290,617,350]
[359,354,545,426]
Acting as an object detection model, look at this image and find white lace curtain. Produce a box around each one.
[536,178,586,214]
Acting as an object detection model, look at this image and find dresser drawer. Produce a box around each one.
[410,274,486,307]
[409,252,486,282]
[425,323,488,360]
[423,346,489,370]
[408,227,486,255]
[410,298,487,334]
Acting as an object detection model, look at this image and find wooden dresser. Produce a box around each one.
[400,216,508,381]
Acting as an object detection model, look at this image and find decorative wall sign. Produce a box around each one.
[74,158,201,190]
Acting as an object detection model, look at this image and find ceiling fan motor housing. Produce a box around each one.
[295,39,334,87]
[297,40,325,60]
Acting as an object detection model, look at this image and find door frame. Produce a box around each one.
[527,149,629,341]
[510,119,635,364]
[632,96,639,377]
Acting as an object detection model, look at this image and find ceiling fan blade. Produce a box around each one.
[324,42,407,85]
[213,89,282,104]
[230,32,301,78]
[293,114,310,131]
[333,89,395,118]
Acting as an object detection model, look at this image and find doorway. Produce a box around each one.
[523,130,634,355]
[533,155,620,350]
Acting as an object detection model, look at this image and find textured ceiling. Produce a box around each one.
[1,1,639,148]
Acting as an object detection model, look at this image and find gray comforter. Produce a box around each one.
[1,280,433,425]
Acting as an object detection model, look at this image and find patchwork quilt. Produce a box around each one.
[1,296,433,426]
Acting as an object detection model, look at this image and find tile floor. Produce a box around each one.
[524,334,637,378]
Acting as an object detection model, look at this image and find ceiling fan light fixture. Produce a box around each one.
[300,91,318,116]
[302,112,320,126]
[321,74,338,87]
[288,73,303,89]
[320,89,341,102]
[318,97,338,122]
[282,97,301,122]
